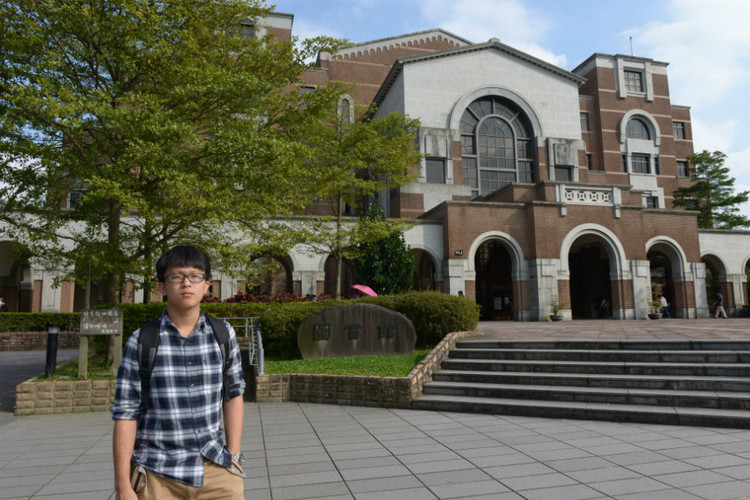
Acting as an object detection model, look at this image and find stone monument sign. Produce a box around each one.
[297,303,416,359]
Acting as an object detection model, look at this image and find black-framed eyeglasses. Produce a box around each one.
[165,273,207,284]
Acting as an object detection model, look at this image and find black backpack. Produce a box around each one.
[137,314,232,412]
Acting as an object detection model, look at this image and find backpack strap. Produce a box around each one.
[137,318,161,413]
[205,315,232,403]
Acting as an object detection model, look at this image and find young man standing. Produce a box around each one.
[112,245,245,499]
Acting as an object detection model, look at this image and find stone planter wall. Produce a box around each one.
[15,330,480,415]
[1,331,80,351]
[15,379,116,415]
[255,330,478,408]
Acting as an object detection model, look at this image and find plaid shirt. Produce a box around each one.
[111,311,245,487]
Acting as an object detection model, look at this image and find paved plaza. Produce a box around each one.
[0,319,749,499]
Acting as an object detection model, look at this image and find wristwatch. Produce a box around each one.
[232,453,244,466]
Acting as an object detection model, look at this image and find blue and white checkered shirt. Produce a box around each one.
[111,311,245,487]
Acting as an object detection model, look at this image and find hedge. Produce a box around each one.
[1,291,480,360]
[0,312,80,332]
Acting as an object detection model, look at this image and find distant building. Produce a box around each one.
[2,12,747,319]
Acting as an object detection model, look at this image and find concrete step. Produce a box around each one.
[449,348,750,363]
[440,358,750,377]
[422,381,750,410]
[415,339,750,428]
[412,394,750,429]
[432,369,750,392]
[457,339,750,351]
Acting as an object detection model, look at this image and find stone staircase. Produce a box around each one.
[412,339,750,428]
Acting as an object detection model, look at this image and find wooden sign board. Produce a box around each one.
[78,309,124,377]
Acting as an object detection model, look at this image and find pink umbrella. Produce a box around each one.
[351,284,377,296]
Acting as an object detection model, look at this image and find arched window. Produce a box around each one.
[461,97,535,196]
[626,118,650,140]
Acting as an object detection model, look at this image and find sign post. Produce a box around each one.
[78,309,124,377]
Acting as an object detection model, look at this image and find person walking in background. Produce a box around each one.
[714,292,728,319]
[0,296,7,313]
[658,294,671,318]
[111,245,245,500]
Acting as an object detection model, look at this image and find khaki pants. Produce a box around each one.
[131,460,243,500]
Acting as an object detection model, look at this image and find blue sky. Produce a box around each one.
[270,0,750,216]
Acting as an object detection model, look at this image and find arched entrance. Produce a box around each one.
[648,250,675,313]
[0,241,32,312]
[412,249,436,290]
[250,256,293,295]
[702,254,725,315]
[475,240,514,320]
[568,236,611,319]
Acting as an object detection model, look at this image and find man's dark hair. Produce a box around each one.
[156,245,211,283]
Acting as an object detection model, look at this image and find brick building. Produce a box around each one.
[2,12,748,319]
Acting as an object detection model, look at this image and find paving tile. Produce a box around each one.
[499,472,579,491]
[684,480,750,500]
[347,475,423,494]
[654,469,739,487]
[517,483,605,500]
[417,468,494,487]
[484,462,558,479]
[429,478,510,498]
[625,460,699,475]
[713,464,750,480]
[339,464,413,481]
[587,476,674,495]
[353,487,438,499]
[566,465,641,483]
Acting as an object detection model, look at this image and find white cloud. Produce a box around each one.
[631,0,750,108]
[691,117,739,153]
[417,0,567,67]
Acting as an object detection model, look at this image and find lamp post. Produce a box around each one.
[44,324,59,378]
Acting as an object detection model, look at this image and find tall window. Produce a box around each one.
[673,121,686,139]
[460,96,535,196]
[631,154,650,174]
[425,159,445,183]
[580,112,590,131]
[677,160,689,177]
[624,70,644,93]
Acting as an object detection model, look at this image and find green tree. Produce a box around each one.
[0,0,343,304]
[354,205,415,295]
[294,107,421,299]
[673,150,750,229]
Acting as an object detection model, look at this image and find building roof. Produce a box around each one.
[373,38,586,107]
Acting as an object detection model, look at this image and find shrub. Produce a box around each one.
[0,312,80,332]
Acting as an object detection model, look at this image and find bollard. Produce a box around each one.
[44,324,59,378]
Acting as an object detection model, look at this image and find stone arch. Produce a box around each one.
[646,237,690,318]
[248,254,294,296]
[646,236,688,279]
[560,224,627,319]
[412,247,439,291]
[467,231,527,280]
[468,231,527,320]
[0,239,33,312]
[448,86,543,136]
[559,224,626,277]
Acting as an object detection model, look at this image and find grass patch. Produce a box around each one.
[264,349,432,377]
[33,354,115,382]
[29,349,435,381]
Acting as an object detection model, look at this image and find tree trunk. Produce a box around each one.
[105,199,122,365]
[334,191,343,299]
